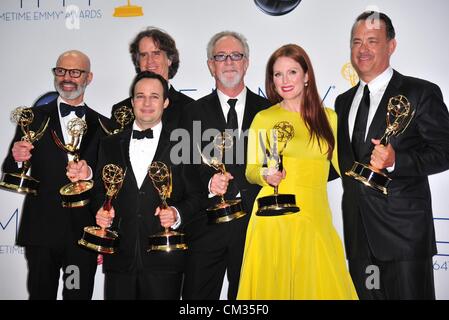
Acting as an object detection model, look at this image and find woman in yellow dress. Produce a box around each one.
[237,44,357,299]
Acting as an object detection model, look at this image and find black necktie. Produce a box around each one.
[352,85,370,159]
[225,98,239,165]
[132,128,153,140]
[226,98,238,130]
[60,102,86,118]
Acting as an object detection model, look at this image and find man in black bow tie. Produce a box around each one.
[1,50,110,299]
[93,71,204,299]
[132,127,153,140]
[59,103,86,118]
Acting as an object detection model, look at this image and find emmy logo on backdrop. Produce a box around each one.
[78,164,125,254]
[198,132,246,224]
[113,0,143,17]
[341,62,359,87]
[256,121,300,216]
[346,95,415,194]
[99,106,134,136]
[52,118,93,207]
[0,107,49,195]
[148,161,188,252]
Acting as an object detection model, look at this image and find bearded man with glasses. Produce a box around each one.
[181,31,271,300]
[1,50,110,299]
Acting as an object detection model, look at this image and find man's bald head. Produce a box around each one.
[57,50,91,72]
[53,50,93,105]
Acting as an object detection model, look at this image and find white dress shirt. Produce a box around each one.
[348,67,393,141]
[217,87,247,137]
[56,97,96,179]
[129,121,162,188]
[129,121,180,228]
[57,97,86,162]
[348,66,395,171]
[208,88,247,197]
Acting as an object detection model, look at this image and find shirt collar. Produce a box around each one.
[57,96,85,107]
[360,66,393,93]
[132,120,162,137]
[217,87,247,108]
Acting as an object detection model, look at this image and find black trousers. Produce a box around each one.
[348,257,435,300]
[182,216,248,300]
[104,269,184,300]
[348,209,435,300]
[24,244,97,300]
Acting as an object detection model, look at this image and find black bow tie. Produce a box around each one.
[60,102,86,118]
[132,128,154,140]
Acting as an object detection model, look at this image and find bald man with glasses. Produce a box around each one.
[1,50,110,299]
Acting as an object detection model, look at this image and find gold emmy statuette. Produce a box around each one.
[52,118,93,207]
[256,121,300,216]
[346,95,415,195]
[0,107,49,195]
[78,164,125,254]
[199,132,246,224]
[148,161,188,252]
[98,106,134,136]
[341,62,359,87]
[113,0,143,17]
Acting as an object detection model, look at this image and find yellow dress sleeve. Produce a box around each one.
[246,111,271,187]
[326,108,341,176]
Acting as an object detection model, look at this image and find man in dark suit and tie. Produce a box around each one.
[111,27,194,132]
[94,71,204,299]
[1,50,109,299]
[335,11,449,299]
[181,31,271,300]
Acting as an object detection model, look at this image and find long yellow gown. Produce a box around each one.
[237,104,358,300]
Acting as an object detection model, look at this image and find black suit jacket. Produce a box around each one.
[335,70,449,261]
[180,88,271,237]
[111,86,194,132]
[92,126,205,273]
[1,99,109,247]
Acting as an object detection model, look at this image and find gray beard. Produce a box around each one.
[54,80,86,101]
[218,73,242,89]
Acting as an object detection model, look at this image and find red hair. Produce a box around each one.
[265,44,334,159]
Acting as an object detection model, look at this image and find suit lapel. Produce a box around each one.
[340,86,358,162]
[47,101,69,163]
[138,126,171,191]
[168,86,179,106]
[79,106,97,157]
[209,91,227,131]
[242,89,259,132]
[153,126,171,162]
[119,128,140,190]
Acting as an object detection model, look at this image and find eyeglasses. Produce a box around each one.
[212,52,245,62]
[52,67,87,78]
